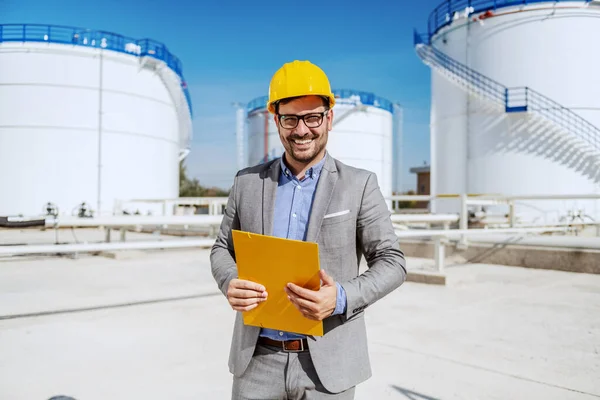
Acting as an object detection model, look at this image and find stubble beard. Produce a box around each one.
[282,133,327,165]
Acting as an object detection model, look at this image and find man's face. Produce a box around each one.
[275,95,333,165]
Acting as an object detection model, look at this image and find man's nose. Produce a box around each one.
[294,119,310,135]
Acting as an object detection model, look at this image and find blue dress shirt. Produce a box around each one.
[259,154,347,341]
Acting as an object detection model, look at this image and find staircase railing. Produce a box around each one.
[414,31,600,154]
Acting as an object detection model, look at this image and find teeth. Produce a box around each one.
[294,139,312,144]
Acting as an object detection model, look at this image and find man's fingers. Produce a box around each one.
[296,305,321,321]
[232,303,259,312]
[285,283,319,301]
[230,279,266,293]
[287,299,317,320]
[228,280,267,301]
[319,269,335,286]
[300,309,319,320]
[287,293,318,314]
[229,296,265,307]
[287,294,328,321]
[228,287,268,299]
[286,285,336,322]
[227,278,268,309]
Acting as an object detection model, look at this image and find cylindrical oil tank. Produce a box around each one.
[245,90,398,201]
[426,1,600,222]
[0,24,192,217]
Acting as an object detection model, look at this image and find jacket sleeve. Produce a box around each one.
[210,172,241,297]
[340,172,407,320]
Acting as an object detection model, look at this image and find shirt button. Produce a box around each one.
[279,332,284,336]
[292,213,297,218]
[297,186,301,190]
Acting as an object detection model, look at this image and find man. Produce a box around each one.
[211,60,406,399]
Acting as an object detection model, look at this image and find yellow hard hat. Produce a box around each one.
[267,60,336,114]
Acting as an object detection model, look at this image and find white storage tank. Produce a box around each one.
[243,90,402,202]
[417,0,600,222]
[0,24,192,217]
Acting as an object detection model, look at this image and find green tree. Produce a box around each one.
[179,161,229,197]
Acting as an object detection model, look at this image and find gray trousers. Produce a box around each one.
[232,344,356,400]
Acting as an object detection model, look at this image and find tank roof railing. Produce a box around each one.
[0,24,192,117]
[423,0,593,43]
[245,89,396,115]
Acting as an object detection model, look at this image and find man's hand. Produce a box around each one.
[285,270,337,321]
[227,279,268,312]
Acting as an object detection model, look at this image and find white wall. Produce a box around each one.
[0,42,183,216]
[329,105,394,200]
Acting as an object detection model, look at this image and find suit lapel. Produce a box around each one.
[262,160,280,236]
[306,154,338,243]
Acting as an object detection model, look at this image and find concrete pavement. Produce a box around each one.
[0,248,599,399]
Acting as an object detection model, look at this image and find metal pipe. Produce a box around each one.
[264,110,269,162]
[178,149,190,162]
[44,214,459,229]
[391,214,459,223]
[119,194,600,204]
[0,225,584,258]
[509,200,516,227]
[459,195,468,227]
[45,215,223,228]
[0,238,215,257]
[459,193,469,247]
[434,237,446,272]
[121,197,229,203]
[235,104,246,171]
[97,49,104,215]
[394,226,570,238]
[42,213,597,230]
[390,194,600,204]
[0,217,45,228]
[389,195,433,201]
[392,104,404,196]
[467,194,600,201]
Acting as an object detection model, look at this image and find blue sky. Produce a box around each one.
[2,0,440,192]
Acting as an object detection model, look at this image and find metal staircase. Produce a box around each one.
[413,31,600,160]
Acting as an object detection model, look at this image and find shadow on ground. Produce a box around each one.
[392,385,441,400]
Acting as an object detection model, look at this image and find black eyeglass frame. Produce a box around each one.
[276,109,330,129]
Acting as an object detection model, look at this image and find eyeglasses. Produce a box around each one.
[277,110,329,129]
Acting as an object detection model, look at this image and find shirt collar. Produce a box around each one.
[280,152,327,181]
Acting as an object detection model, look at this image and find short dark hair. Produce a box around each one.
[274,95,329,114]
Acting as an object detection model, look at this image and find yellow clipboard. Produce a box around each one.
[231,229,323,336]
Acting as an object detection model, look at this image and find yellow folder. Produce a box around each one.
[231,229,323,336]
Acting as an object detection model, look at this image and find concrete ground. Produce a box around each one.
[0,243,599,399]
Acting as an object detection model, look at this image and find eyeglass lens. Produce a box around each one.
[279,112,327,129]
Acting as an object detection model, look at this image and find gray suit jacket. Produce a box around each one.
[210,153,406,393]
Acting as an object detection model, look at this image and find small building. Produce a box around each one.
[410,164,430,209]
